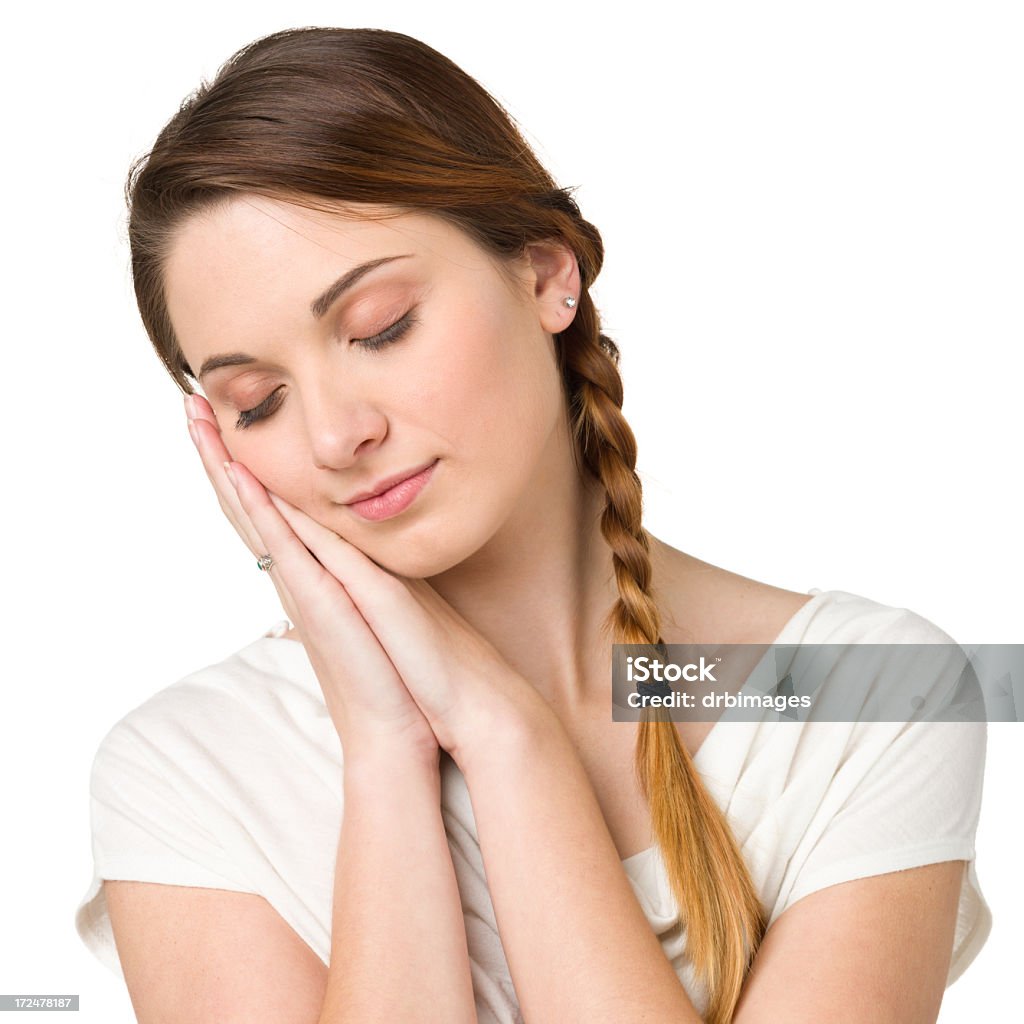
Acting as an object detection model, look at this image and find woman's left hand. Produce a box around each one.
[219,449,547,765]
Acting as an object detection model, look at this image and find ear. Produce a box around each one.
[524,241,581,333]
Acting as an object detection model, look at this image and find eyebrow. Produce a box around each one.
[309,254,414,319]
[196,254,414,381]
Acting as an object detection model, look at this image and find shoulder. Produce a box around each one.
[648,536,959,648]
[648,540,818,645]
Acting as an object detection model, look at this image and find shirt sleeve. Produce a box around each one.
[74,719,259,979]
[771,717,991,987]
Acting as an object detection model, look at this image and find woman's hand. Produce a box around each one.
[184,394,544,767]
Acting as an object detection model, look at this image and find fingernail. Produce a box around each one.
[223,461,238,489]
[185,395,198,420]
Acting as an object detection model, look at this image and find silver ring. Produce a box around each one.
[256,554,274,572]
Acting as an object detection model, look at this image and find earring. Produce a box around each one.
[563,296,577,308]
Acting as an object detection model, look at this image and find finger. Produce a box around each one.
[186,405,267,557]
[266,491,409,603]
[183,399,306,627]
[225,460,371,639]
[236,471,416,715]
[185,392,223,433]
[263,492,437,659]
[231,471,441,738]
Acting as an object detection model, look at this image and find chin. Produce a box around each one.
[371,533,477,580]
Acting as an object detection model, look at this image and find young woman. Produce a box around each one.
[74,27,989,1023]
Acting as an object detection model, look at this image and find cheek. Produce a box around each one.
[228,434,313,509]
[475,320,563,464]
[400,300,559,457]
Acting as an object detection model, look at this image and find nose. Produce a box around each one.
[301,379,388,471]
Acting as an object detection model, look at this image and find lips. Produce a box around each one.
[343,459,439,505]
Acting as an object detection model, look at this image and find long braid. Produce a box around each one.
[558,292,767,1023]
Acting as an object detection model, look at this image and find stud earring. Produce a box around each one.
[563,296,577,308]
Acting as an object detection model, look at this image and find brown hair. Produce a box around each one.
[126,27,766,1021]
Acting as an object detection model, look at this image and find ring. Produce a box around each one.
[256,554,274,572]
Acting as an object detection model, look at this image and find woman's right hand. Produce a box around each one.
[183,393,440,765]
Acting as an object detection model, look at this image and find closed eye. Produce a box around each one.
[234,307,420,430]
[353,308,420,351]
[235,385,285,430]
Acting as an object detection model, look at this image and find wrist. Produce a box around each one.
[341,731,440,789]
[451,675,562,778]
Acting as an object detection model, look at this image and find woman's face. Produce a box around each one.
[164,195,579,578]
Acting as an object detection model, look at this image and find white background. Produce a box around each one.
[3,2,1019,1021]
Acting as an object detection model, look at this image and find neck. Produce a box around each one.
[425,455,627,707]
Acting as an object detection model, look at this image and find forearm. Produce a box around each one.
[459,701,703,1023]
[317,742,477,1024]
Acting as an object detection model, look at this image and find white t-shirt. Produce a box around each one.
[74,588,991,1020]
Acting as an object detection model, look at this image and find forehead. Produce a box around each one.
[163,196,507,356]
[165,195,473,300]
